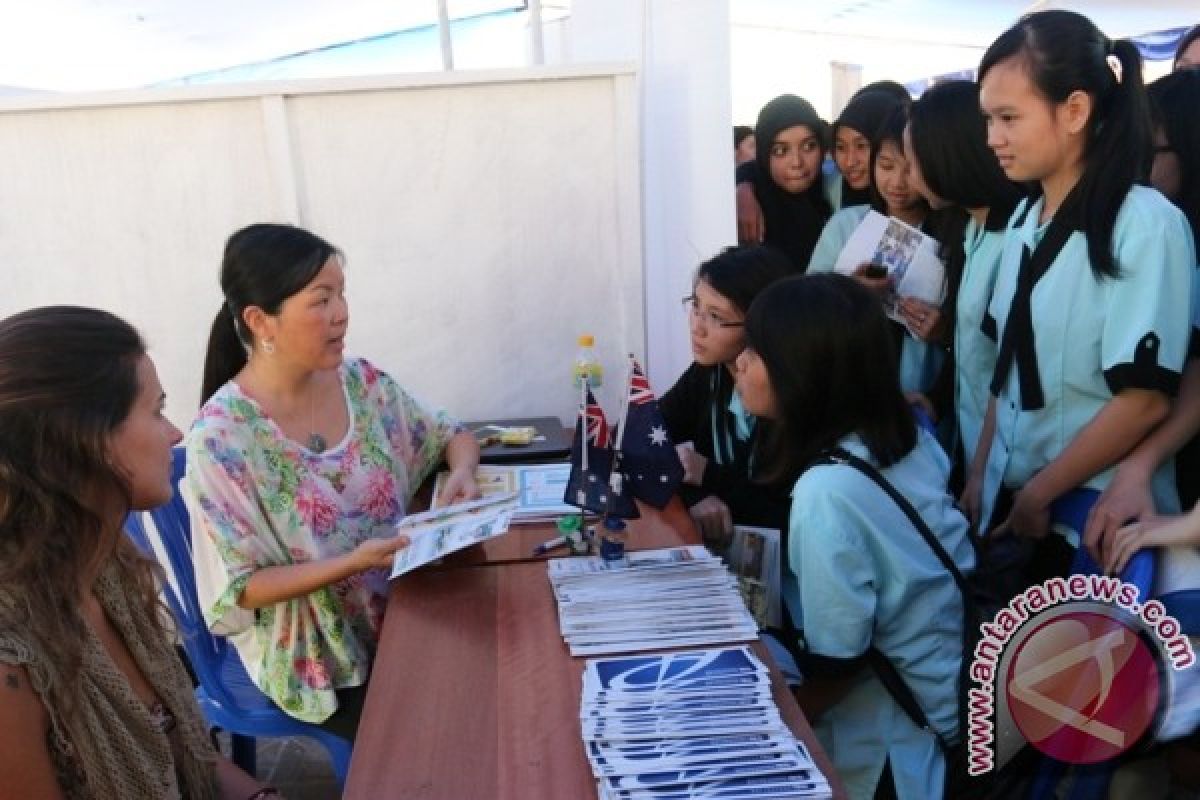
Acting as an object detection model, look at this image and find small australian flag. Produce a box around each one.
[564,387,638,518]
[616,358,683,509]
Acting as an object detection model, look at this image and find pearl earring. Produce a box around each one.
[262,339,276,355]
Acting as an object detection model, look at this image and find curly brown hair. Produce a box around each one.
[0,306,166,728]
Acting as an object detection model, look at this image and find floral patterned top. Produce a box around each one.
[184,358,462,723]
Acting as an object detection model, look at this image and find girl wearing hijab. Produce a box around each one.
[827,84,910,211]
[734,94,832,271]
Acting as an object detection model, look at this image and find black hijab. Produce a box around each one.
[833,88,907,208]
[752,95,832,271]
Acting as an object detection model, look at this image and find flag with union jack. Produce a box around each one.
[614,357,684,509]
[563,386,638,518]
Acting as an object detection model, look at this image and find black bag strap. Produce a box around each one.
[816,447,975,756]
[821,447,979,621]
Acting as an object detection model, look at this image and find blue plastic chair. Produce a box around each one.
[123,447,352,786]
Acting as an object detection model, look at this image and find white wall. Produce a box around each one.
[0,67,642,429]
[569,0,736,392]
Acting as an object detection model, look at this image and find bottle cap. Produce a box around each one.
[577,334,595,347]
[602,515,627,532]
[556,515,582,533]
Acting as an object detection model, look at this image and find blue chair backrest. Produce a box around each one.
[125,446,249,712]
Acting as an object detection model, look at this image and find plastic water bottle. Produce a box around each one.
[572,334,603,388]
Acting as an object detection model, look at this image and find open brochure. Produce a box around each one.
[389,492,517,578]
[431,463,576,523]
[724,526,782,630]
[832,209,946,332]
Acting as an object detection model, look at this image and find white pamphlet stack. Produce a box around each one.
[546,546,759,656]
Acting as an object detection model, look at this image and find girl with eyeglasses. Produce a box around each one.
[660,245,792,549]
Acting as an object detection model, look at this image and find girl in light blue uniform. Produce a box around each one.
[899,80,1024,504]
[735,274,973,800]
[808,108,944,397]
[972,12,1194,568]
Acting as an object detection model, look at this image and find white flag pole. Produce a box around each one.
[607,355,636,501]
[611,354,635,452]
[579,373,589,474]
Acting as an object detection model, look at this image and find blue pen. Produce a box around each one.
[532,534,569,556]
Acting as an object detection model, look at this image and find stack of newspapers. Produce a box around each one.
[581,646,833,799]
[547,546,759,656]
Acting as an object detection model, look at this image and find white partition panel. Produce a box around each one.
[0,67,642,430]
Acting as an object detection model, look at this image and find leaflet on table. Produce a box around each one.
[548,545,712,577]
[388,492,518,578]
[584,647,766,693]
[724,526,783,629]
[431,463,577,520]
[587,733,800,775]
[832,209,946,331]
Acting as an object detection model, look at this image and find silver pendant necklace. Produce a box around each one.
[308,382,327,453]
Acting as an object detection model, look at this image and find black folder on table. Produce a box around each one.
[468,416,572,464]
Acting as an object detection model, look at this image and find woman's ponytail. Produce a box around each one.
[200,303,247,405]
[1077,37,1149,278]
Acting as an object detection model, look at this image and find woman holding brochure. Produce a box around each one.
[186,223,480,739]
[734,274,973,800]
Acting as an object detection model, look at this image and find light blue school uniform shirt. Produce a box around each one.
[808,205,869,273]
[980,187,1195,536]
[955,213,1007,468]
[822,162,845,211]
[784,428,973,800]
[809,205,947,395]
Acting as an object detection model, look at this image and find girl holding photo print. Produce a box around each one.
[811,106,946,398]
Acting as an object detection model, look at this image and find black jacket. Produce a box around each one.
[659,362,790,532]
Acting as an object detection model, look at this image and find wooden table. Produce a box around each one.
[441,496,700,568]
[345,559,847,799]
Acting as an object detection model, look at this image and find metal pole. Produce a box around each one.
[437,0,454,70]
[529,0,545,65]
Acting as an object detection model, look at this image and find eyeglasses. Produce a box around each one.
[681,295,744,329]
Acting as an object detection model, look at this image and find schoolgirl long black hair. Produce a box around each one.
[1148,69,1200,243]
[909,80,1023,217]
[979,10,1151,280]
[748,274,916,486]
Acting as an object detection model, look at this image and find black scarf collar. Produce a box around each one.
[989,188,1086,410]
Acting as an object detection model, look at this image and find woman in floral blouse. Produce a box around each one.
[185,223,480,740]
